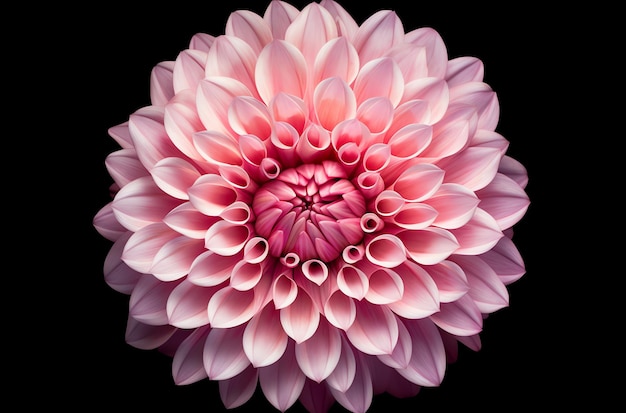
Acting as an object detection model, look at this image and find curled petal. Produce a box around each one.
[150,61,175,106]
[391,202,438,230]
[392,164,445,202]
[225,9,273,55]
[314,77,357,131]
[205,221,251,256]
[346,300,399,355]
[193,131,243,167]
[365,234,407,268]
[151,157,201,200]
[204,324,250,380]
[324,289,356,331]
[259,341,306,412]
[220,200,252,225]
[243,237,269,264]
[301,259,329,286]
[243,304,289,367]
[387,123,432,160]
[166,280,215,328]
[337,264,369,300]
[256,39,308,104]
[362,143,391,173]
[172,326,210,385]
[205,35,258,97]
[397,228,459,265]
[187,174,237,216]
[163,202,218,240]
[196,76,252,136]
[352,9,405,65]
[295,320,341,382]
[218,365,259,409]
[357,173,385,200]
[357,97,394,135]
[125,316,177,350]
[364,267,404,305]
[230,260,263,291]
[280,288,320,343]
[272,271,298,309]
[296,123,332,163]
[373,190,404,217]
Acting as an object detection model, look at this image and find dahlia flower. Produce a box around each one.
[93,1,530,411]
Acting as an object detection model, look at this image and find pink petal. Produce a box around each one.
[386,43,428,83]
[269,93,308,134]
[122,222,179,273]
[150,236,206,281]
[353,57,404,107]
[401,78,449,123]
[301,259,329,286]
[313,36,360,85]
[361,143,391,173]
[365,234,407,269]
[189,32,215,52]
[499,154,529,189]
[387,260,440,319]
[219,164,255,191]
[163,202,218,240]
[480,235,526,285]
[446,56,485,87]
[128,106,181,170]
[172,325,210,385]
[205,35,258,97]
[256,39,308,104]
[229,260,263,291]
[450,255,509,313]
[125,316,177,350]
[218,365,259,409]
[397,227,459,265]
[203,324,250,380]
[94,202,128,242]
[377,316,412,369]
[449,208,503,255]
[103,232,141,294]
[108,122,133,149]
[405,27,448,79]
[329,352,373,413]
[385,100,431,141]
[163,90,207,163]
[196,76,252,136]
[426,260,469,303]
[397,318,446,386]
[295,319,341,382]
[263,0,300,39]
[430,294,483,336]
[296,123,332,163]
[187,174,237,216]
[205,221,251,256]
[225,9,273,55]
[105,148,146,188]
[243,304,289,367]
[228,96,273,140]
[187,250,240,287]
[326,335,357,392]
[207,286,257,328]
[392,164,444,202]
[390,202,438,230]
[449,81,500,131]
[373,190,404,217]
[259,340,306,412]
[166,280,215,328]
[336,264,369,300]
[299,380,336,413]
[439,147,503,192]
[172,49,207,94]
[313,77,357,131]
[323,289,356,331]
[357,97,394,135]
[129,274,182,325]
[352,10,404,65]
[280,288,320,343]
[320,0,359,39]
[346,300,398,355]
[284,2,338,65]
[364,267,404,305]
[272,271,298,309]
[150,157,200,200]
[423,183,479,229]
[419,105,473,160]
[476,173,530,230]
[150,61,175,106]
[270,121,300,165]
[192,130,243,167]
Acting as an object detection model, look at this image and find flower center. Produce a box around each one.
[252,161,366,263]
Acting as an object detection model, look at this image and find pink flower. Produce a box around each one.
[93,1,530,412]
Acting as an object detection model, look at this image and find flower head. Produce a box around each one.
[94,1,530,412]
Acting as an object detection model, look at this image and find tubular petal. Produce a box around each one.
[295,319,342,382]
[337,264,369,300]
[172,326,211,385]
[166,280,215,328]
[243,304,289,367]
[205,221,250,256]
[230,260,264,291]
[218,365,259,409]
[203,324,250,380]
[187,174,237,217]
[324,289,356,331]
[259,341,307,412]
[272,271,299,309]
[364,267,404,305]
[346,301,399,355]
[365,234,407,268]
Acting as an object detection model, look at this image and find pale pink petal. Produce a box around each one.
[329,352,373,413]
[269,93,308,134]
[397,318,446,386]
[450,255,509,313]
[346,300,398,355]
[150,157,201,200]
[352,10,404,65]
[326,335,357,392]
[353,57,404,107]
[423,183,479,229]
[196,76,252,136]
[295,319,341,382]
[218,365,259,409]
[228,96,273,140]
[150,236,206,281]
[150,61,175,106]
[377,315,412,368]
[420,103,476,161]
[402,79,449,126]
[361,143,391,173]
[205,35,258,97]
[449,81,500,131]
[205,221,250,256]
[94,202,128,242]
[449,208,503,255]
[397,227,459,265]
[356,173,384,200]
[189,32,215,52]
[219,164,255,191]
[446,56,485,87]
[280,288,320,343]
[285,3,338,66]
[122,222,179,273]
[207,286,257,328]
[108,122,133,149]
[387,260,440,319]
[129,274,182,325]
[125,316,177,350]
[203,324,250,380]
[259,340,306,412]
[128,106,181,170]
[386,124,432,161]
[256,39,308,104]
[192,130,243,168]
[105,149,146,188]
[480,235,526,285]
[172,325,210,385]
[336,264,369,300]
[172,49,207,94]
[166,279,216,328]
[163,89,207,163]
[103,232,141,294]
[320,0,359,39]
[390,202,438,230]
[476,173,530,230]
[243,303,289,367]
[426,260,469,303]
[296,123,332,163]
[357,97,394,135]
[387,43,428,83]
[324,289,356,331]
[188,250,241,287]
[469,129,509,154]
[225,9,273,55]
[373,190,404,217]
[313,36,360,85]
[392,164,444,202]
[499,154,529,189]
[263,0,300,39]
[365,234,406,268]
[405,27,448,78]
[429,294,483,336]
[313,77,357,131]
[187,174,237,216]
[270,121,300,165]
[163,202,218,239]
[299,380,336,413]
[364,267,404,305]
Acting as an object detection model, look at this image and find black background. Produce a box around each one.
[25,0,613,411]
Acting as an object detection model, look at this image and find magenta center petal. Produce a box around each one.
[253,162,366,262]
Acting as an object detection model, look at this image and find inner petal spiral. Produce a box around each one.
[252,161,366,262]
